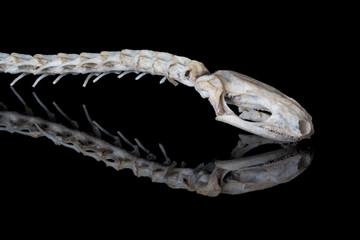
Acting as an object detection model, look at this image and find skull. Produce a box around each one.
[195,70,314,142]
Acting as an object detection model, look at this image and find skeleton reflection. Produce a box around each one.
[0,88,312,197]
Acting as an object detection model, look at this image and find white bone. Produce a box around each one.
[93,72,110,83]
[53,74,68,85]
[159,76,167,84]
[0,49,313,141]
[117,71,130,79]
[135,72,147,80]
[10,73,28,86]
[82,73,99,87]
[32,73,50,87]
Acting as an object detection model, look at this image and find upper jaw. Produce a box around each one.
[215,114,305,142]
[220,99,314,142]
[220,84,314,142]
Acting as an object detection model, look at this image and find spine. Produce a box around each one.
[0,50,209,87]
[0,110,219,196]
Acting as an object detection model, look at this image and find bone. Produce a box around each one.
[1,50,209,87]
[159,76,167,84]
[10,86,33,115]
[92,120,121,146]
[32,73,50,87]
[52,101,79,129]
[159,143,171,165]
[117,130,137,150]
[82,73,99,87]
[117,71,130,79]
[196,70,314,141]
[33,58,63,74]
[239,109,271,122]
[53,73,68,85]
[134,138,156,160]
[135,72,147,80]
[32,92,56,121]
[93,72,110,83]
[82,104,101,137]
[0,49,313,141]
[10,73,29,86]
[117,130,140,157]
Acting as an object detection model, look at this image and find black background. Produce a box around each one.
[0,3,352,237]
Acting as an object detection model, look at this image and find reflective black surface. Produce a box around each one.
[0,106,314,197]
[0,74,315,194]
[0,14,338,233]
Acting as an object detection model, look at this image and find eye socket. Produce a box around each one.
[225,94,272,122]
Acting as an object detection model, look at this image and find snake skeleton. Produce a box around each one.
[0,49,314,141]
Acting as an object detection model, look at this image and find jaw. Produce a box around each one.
[218,94,314,142]
[215,114,304,142]
[219,90,313,142]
